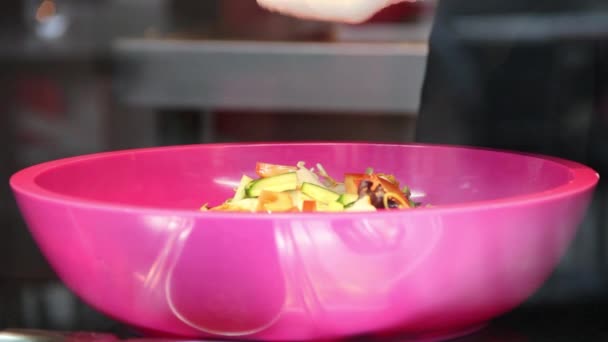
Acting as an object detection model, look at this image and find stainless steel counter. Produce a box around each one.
[112,39,428,114]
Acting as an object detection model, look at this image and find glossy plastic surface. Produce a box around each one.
[10,143,598,341]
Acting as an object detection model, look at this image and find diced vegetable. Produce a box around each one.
[255,162,298,178]
[327,201,345,212]
[344,173,365,194]
[233,175,253,201]
[257,191,294,212]
[301,182,340,204]
[302,200,317,212]
[246,172,298,197]
[338,193,359,206]
[344,196,376,212]
[203,161,421,213]
[295,162,324,187]
[211,198,258,212]
[377,176,411,208]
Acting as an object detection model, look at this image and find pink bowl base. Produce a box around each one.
[131,322,487,341]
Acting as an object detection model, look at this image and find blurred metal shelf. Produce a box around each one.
[454,12,608,43]
[111,39,428,114]
[0,37,108,62]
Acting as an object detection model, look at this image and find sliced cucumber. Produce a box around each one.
[246,172,297,197]
[338,193,359,206]
[301,182,340,204]
[327,201,345,212]
[233,175,253,201]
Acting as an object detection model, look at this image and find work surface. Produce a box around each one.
[2,299,608,342]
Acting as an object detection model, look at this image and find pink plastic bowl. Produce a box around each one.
[10,143,599,341]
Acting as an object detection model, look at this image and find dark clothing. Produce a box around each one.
[416,0,608,302]
[417,0,608,173]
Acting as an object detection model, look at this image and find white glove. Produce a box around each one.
[256,0,405,24]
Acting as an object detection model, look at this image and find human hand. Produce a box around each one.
[256,0,406,24]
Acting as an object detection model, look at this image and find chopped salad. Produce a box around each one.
[201,162,420,213]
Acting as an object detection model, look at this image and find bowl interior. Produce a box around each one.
[28,143,574,210]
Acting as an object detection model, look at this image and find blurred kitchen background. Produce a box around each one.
[1,0,607,334]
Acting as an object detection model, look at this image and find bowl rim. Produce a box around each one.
[9,142,600,219]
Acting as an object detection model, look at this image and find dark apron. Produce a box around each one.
[417,0,608,171]
[416,0,608,302]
